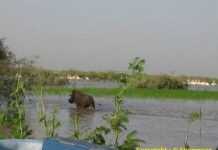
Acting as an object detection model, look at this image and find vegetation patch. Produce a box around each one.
[43,87,218,100]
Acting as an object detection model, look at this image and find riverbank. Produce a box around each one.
[41,87,218,100]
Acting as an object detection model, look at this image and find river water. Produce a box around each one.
[25,96,218,148]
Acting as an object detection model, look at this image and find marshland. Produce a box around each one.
[0,1,217,149]
[1,38,218,149]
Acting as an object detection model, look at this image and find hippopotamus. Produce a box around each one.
[68,90,95,110]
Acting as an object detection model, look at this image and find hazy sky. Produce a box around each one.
[0,0,217,77]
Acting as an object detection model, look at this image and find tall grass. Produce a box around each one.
[0,71,31,138]
[34,74,61,137]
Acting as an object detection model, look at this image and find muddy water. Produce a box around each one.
[25,96,218,148]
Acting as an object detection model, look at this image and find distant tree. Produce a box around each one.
[0,39,8,60]
[0,38,15,64]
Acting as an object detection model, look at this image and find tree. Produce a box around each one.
[0,39,16,113]
[0,39,7,60]
[0,38,15,64]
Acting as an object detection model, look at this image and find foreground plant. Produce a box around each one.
[84,57,145,149]
[185,111,202,148]
[110,57,144,149]
[36,74,61,137]
[7,72,31,138]
[71,113,82,140]
[85,126,110,145]
[118,131,143,150]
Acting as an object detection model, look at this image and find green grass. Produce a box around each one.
[42,86,218,100]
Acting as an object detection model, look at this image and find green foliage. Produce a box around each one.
[0,67,27,138]
[114,58,144,149]
[136,75,187,90]
[118,131,144,150]
[0,38,15,64]
[105,108,129,147]
[0,65,62,138]
[128,57,145,74]
[0,72,32,138]
[69,57,143,149]
[8,72,32,138]
[156,75,187,89]
[71,113,82,140]
[38,105,61,137]
[119,73,129,85]
[104,57,144,149]
[85,126,110,145]
[36,76,61,137]
[71,113,110,145]
[44,86,218,100]
[0,111,6,125]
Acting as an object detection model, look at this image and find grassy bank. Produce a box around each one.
[42,86,218,100]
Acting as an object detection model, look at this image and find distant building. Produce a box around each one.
[67,75,81,81]
[187,80,211,86]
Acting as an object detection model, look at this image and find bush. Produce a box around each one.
[156,75,187,89]
[137,75,187,90]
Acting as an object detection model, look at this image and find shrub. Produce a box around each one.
[137,75,187,90]
[156,75,187,89]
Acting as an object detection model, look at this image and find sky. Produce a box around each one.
[0,0,217,77]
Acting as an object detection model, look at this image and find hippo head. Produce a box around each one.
[68,90,76,104]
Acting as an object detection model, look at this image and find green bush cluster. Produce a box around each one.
[137,75,188,90]
[1,64,217,88]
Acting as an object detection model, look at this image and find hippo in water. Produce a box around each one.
[68,90,95,110]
